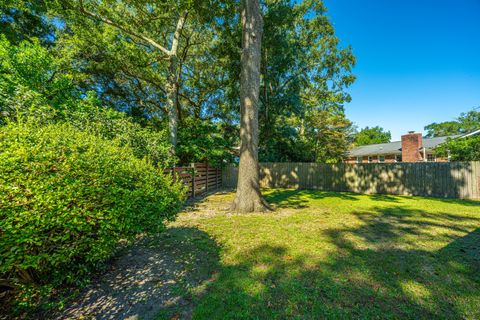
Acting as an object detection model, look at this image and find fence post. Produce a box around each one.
[191,163,195,198]
[216,167,219,189]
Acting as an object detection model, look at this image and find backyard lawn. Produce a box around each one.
[160,189,480,319]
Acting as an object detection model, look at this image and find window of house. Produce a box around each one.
[356,157,362,163]
[427,154,436,162]
[379,155,385,163]
[395,154,402,162]
[368,156,373,163]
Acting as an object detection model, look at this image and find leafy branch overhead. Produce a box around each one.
[3,0,356,164]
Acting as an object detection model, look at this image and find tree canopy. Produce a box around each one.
[424,108,480,138]
[429,107,480,161]
[2,0,356,165]
[353,126,391,146]
[436,135,480,161]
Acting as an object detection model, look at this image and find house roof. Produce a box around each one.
[346,128,480,158]
[347,135,462,157]
[348,141,402,157]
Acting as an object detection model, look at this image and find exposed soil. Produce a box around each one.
[51,227,219,320]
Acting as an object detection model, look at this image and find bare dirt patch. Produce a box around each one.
[53,227,219,320]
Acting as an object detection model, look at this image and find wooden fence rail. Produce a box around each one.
[223,162,480,199]
[165,163,222,198]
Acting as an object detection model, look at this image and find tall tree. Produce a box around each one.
[214,1,356,163]
[353,126,391,146]
[7,0,356,165]
[304,108,354,162]
[428,107,480,161]
[258,0,355,162]
[47,0,211,149]
[231,0,269,212]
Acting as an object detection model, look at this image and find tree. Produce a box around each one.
[46,0,214,149]
[7,0,239,165]
[304,108,354,162]
[353,126,391,146]
[258,1,355,162]
[436,136,480,161]
[231,0,269,212]
[424,107,480,160]
[0,35,78,123]
[6,0,356,166]
[424,107,480,137]
[209,1,355,164]
[0,35,173,165]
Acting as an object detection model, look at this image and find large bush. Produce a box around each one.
[0,121,185,308]
[65,102,174,166]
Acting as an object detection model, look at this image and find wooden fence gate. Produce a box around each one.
[164,163,222,198]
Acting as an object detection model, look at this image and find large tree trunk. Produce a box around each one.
[166,55,179,148]
[165,12,188,150]
[231,0,270,212]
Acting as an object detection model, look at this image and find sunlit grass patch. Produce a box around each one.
[165,189,480,319]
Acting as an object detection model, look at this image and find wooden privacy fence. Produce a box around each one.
[165,163,222,198]
[223,162,480,199]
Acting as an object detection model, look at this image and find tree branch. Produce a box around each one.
[77,0,171,56]
[170,11,189,56]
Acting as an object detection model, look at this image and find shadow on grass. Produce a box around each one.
[189,203,480,319]
[55,227,220,320]
[53,190,478,319]
[263,188,479,209]
[264,189,360,209]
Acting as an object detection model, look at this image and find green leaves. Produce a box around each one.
[256,0,356,162]
[0,35,71,124]
[435,136,480,161]
[177,116,235,166]
[0,121,185,310]
[424,108,480,138]
[353,126,391,146]
[424,107,480,160]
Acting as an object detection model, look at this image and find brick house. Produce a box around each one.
[344,131,477,163]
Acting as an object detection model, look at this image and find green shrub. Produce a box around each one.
[65,102,175,166]
[0,36,174,166]
[0,121,185,309]
[435,135,480,161]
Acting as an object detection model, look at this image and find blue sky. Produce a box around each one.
[323,0,480,140]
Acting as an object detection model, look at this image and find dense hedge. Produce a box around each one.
[0,121,185,307]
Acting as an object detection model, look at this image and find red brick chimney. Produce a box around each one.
[401,131,423,162]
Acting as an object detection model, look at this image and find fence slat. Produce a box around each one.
[164,163,222,199]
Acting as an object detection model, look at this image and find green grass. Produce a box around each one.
[166,189,480,319]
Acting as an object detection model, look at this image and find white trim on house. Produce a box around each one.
[460,129,480,138]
